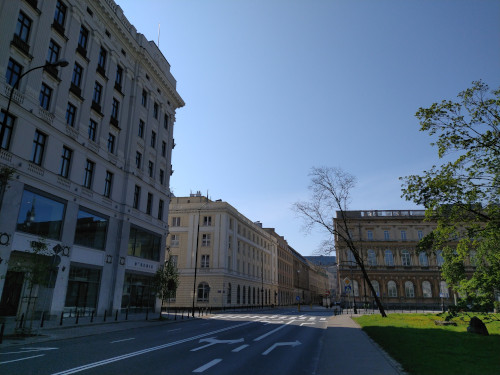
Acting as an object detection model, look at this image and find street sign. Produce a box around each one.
[296,296,300,302]
[344,285,352,293]
[344,277,350,286]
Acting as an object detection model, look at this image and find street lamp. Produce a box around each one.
[1,59,69,149]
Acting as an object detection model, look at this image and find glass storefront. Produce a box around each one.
[64,266,101,316]
[74,208,108,250]
[121,272,156,311]
[127,226,161,261]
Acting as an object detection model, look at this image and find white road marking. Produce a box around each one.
[110,338,135,344]
[0,354,45,364]
[253,320,295,341]
[191,337,244,351]
[232,344,249,352]
[1,347,58,355]
[262,341,301,356]
[167,328,181,332]
[50,321,253,375]
[320,318,326,321]
[300,323,316,326]
[193,359,222,373]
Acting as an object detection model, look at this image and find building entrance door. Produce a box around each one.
[0,271,24,316]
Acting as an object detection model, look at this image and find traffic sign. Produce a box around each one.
[344,277,350,286]
[296,296,300,302]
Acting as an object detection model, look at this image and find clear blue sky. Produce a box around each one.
[117,0,500,256]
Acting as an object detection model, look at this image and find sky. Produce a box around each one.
[116,0,500,256]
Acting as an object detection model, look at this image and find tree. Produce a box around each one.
[152,255,179,318]
[293,166,387,317]
[401,80,500,307]
[0,165,15,213]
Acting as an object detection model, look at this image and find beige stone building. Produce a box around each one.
[335,210,473,310]
[167,194,278,310]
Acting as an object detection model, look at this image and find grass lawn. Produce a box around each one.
[353,313,500,375]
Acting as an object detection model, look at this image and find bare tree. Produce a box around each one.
[293,167,387,317]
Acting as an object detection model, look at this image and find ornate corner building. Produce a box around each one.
[335,210,475,310]
[0,0,184,320]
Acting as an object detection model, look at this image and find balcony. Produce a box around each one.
[11,34,31,58]
[43,64,60,80]
[69,83,82,98]
[76,45,87,58]
[110,116,120,129]
[96,65,107,79]
[51,21,66,38]
[91,101,102,115]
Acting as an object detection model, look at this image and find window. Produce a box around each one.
[150,131,156,148]
[172,217,181,227]
[31,130,46,165]
[6,58,22,87]
[158,199,164,220]
[405,281,415,298]
[164,114,169,129]
[46,39,61,64]
[384,249,394,266]
[170,255,178,268]
[439,281,449,298]
[417,230,424,240]
[65,266,101,311]
[159,169,165,185]
[77,26,89,53]
[237,285,240,304]
[39,83,52,110]
[128,226,161,261]
[107,133,115,153]
[93,82,102,105]
[401,230,407,240]
[74,208,108,250]
[133,185,141,209]
[104,171,113,198]
[367,230,373,240]
[384,230,390,240]
[170,234,179,247]
[422,281,432,298]
[469,250,477,266]
[161,141,166,157]
[370,280,380,297]
[401,250,411,266]
[111,98,120,120]
[201,255,210,268]
[202,234,211,246]
[15,11,32,43]
[59,146,72,178]
[115,65,123,90]
[153,102,158,119]
[148,161,154,178]
[0,111,15,150]
[367,249,377,266]
[146,193,153,215]
[347,249,356,265]
[66,103,77,127]
[88,119,97,141]
[97,47,107,74]
[197,282,210,302]
[16,188,65,240]
[352,280,359,297]
[135,152,142,168]
[388,281,397,297]
[419,252,429,266]
[53,1,67,29]
[436,250,444,267]
[72,63,83,88]
[141,90,147,107]
[203,216,212,226]
[138,120,144,138]
[83,159,95,188]
[227,283,232,304]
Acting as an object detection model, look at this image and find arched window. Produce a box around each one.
[227,283,232,304]
[197,282,210,302]
[370,280,380,297]
[422,281,432,298]
[353,280,359,297]
[367,249,377,266]
[401,250,411,266]
[405,281,415,298]
[237,285,240,304]
[384,250,394,266]
[469,250,477,266]
[419,252,429,266]
[388,281,397,297]
[439,281,449,297]
[436,250,444,266]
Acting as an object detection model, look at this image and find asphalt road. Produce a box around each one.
[0,308,334,375]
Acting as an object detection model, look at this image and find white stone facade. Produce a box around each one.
[0,0,184,320]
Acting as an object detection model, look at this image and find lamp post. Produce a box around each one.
[191,200,209,317]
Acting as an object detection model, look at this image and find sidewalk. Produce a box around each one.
[317,314,406,375]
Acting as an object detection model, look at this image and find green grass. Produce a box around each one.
[353,313,500,375]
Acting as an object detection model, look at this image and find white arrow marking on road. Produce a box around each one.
[191,337,244,351]
[1,347,58,355]
[262,341,301,355]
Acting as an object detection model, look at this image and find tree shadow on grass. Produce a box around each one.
[361,325,500,375]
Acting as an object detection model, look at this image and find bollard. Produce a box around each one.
[60,311,64,325]
[181,310,184,319]
[104,310,107,322]
[40,311,45,328]
[146,308,149,321]
[126,308,129,321]
[0,323,4,344]
[115,310,118,321]
[91,310,95,323]
[76,310,80,324]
